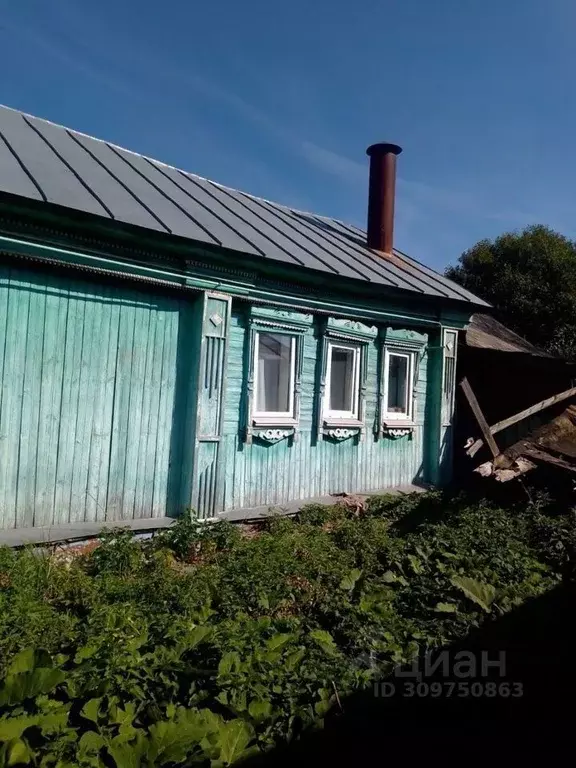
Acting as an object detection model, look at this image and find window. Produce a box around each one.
[253,332,296,417]
[384,350,414,420]
[323,342,360,419]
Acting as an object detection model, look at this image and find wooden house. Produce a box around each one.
[0,106,487,534]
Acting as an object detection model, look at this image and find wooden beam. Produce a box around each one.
[520,445,576,474]
[466,384,576,457]
[459,377,500,458]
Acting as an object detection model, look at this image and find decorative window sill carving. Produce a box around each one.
[383,427,413,439]
[254,427,294,444]
[325,427,361,442]
[322,418,363,441]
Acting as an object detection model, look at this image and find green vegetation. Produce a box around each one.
[0,491,574,766]
[446,224,576,358]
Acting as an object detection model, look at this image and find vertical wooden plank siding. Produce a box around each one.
[221,310,432,512]
[0,264,189,529]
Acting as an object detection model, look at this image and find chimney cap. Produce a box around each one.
[366,142,402,158]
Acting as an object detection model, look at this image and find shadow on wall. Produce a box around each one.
[167,298,200,517]
[245,581,576,765]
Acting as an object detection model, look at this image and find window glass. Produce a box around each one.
[256,332,293,414]
[387,353,409,414]
[329,346,357,413]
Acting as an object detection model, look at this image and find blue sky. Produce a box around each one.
[1,0,574,271]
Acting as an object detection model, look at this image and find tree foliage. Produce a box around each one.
[445,225,576,359]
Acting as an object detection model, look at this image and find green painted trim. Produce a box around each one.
[0,233,453,328]
[0,200,481,320]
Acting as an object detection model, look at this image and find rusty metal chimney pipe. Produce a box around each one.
[366,142,402,254]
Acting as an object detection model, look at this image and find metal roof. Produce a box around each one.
[0,105,488,306]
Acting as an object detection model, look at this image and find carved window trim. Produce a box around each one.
[317,317,377,441]
[377,328,426,440]
[244,306,313,444]
[323,341,362,420]
[253,332,297,421]
[442,328,459,426]
[383,348,416,423]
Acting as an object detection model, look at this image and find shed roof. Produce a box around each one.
[465,313,553,356]
[0,104,488,307]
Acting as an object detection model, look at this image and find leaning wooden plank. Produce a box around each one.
[466,384,576,457]
[520,445,576,473]
[459,377,500,458]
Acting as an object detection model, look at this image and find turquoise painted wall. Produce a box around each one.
[221,307,432,511]
[0,264,190,529]
[0,258,455,528]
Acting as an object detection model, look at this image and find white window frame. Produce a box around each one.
[323,341,361,420]
[252,331,297,420]
[383,349,415,422]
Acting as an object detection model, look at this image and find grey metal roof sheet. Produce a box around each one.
[0,104,488,307]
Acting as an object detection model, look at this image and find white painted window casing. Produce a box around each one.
[253,331,296,419]
[323,341,361,420]
[383,349,415,421]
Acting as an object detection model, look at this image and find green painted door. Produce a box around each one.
[0,264,188,529]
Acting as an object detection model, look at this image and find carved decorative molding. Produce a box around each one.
[248,305,314,332]
[325,427,360,442]
[254,428,294,444]
[325,316,378,342]
[383,428,412,439]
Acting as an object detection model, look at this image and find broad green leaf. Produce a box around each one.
[248,699,272,721]
[7,650,35,676]
[339,569,362,591]
[266,633,295,651]
[382,570,397,583]
[108,733,147,768]
[0,716,38,742]
[407,555,423,574]
[217,719,253,765]
[310,630,338,657]
[112,702,136,727]
[285,649,305,670]
[0,669,65,706]
[80,698,102,724]
[186,625,212,648]
[7,738,31,766]
[435,602,458,613]
[382,571,408,586]
[74,645,98,663]
[78,731,106,757]
[218,652,240,677]
[451,576,496,613]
